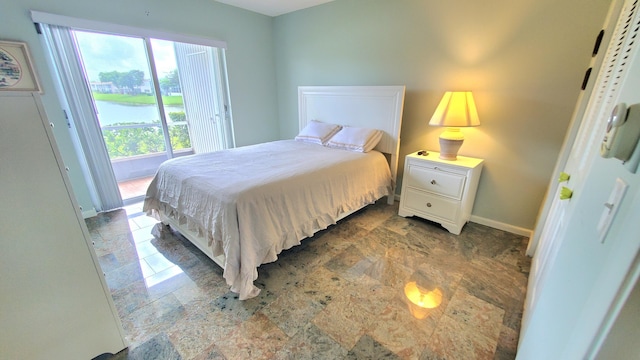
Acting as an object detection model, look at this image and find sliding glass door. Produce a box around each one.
[74,32,161,203]
[47,28,235,208]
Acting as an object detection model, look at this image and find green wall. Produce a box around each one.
[1,0,280,214]
[274,0,612,230]
[2,0,613,230]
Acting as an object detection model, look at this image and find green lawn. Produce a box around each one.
[92,93,184,106]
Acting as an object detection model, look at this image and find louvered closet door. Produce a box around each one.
[523,0,640,331]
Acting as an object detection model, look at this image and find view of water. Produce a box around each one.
[95,100,184,126]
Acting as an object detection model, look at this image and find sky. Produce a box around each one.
[74,30,177,82]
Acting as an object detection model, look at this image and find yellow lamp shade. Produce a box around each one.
[429,91,480,160]
[429,92,480,128]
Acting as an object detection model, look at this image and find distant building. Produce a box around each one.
[90,79,154,94]
[90,81,118,93]
[139,79,152,94]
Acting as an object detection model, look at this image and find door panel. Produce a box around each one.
[174,42,230,154]
[522,0,638,335]
[527,0,625,256]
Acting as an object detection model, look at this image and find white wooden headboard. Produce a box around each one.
[298,85,406,201]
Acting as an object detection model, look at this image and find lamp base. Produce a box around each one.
[438,138,463,160]
[437,128,465,160]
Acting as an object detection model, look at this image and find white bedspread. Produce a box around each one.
[143,140,391,299]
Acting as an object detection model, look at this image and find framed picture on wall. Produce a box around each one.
[0,40,41,92]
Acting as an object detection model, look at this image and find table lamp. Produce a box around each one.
[428,91,480,160]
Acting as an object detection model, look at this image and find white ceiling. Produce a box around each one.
[215,0,335,17]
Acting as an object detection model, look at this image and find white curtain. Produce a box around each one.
[39,24,123,211]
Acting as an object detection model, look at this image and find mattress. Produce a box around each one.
[143,140,392,299]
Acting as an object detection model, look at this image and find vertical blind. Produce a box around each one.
[40,24,124,211]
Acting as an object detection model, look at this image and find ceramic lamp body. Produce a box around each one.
[439,127,464,160]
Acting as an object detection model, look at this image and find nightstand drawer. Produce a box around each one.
[399,151,483,234]
[406,165,466,199]
[403,188,459,222]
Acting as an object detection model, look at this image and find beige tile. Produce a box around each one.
[344,275,398,315]
[171,272,228,306]
[255,260,304,295]
[495,324,519,359]
[215,312,289,359]
[444,289,505,342]
[381,212,414,236]
[87,200,531,359]
[191,343,226,360]
[167,308,228,359]
[459,257,528,330]
[273,323,347,360]
[261,288,324,337]
[425,279,506,360]
[312,295,375,349]
[348,202,396,231]
[367,299,438,359]
[121,293,186,348]
[296,266,347,305]
[426,314,499,360]
[324,244,375,281]
[93,232,135,256]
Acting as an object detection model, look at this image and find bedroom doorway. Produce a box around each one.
[39,23,235,210]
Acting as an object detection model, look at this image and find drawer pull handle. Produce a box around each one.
[430,180,436,185]
[426,202,432,207]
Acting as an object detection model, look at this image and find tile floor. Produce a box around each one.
[117,176,154,201]
[88,200,530,360]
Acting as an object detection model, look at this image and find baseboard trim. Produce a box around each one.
[82,208,98,219]
[393,194,532,237]
[470,215,533,238]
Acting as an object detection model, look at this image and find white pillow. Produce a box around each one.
[325,126,383,152]
[295,120,342,145]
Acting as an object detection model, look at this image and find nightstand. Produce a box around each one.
[398,151,484,235]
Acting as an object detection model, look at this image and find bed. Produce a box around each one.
[143,85,405,299]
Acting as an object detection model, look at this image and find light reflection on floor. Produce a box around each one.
[89,200,531,359]
[124,203,185,289]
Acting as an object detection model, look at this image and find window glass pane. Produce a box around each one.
[74,31,167,202]
[74,31,167,158]
[150,39,191,154]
